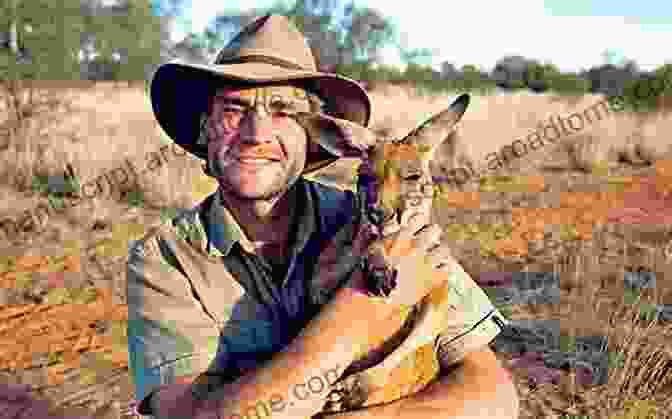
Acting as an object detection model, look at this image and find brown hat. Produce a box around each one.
[150,14,372,174]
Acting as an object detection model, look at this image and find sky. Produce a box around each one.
[165,0,672,74]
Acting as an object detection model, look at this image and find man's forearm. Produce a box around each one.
[152,286,394,419]
[317,348,519,419]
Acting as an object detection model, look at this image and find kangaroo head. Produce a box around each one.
[295,93,470,226]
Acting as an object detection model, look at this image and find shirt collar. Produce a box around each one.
[206,178,317,258]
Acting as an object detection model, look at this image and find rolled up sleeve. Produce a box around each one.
[434,262,510,368]
[126,232,220,413]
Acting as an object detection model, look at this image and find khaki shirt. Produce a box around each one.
[126,177,508,416]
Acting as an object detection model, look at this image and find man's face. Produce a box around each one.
[205,85,313,200]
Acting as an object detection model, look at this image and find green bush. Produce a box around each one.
[337,58,670,107]
[125,189,145,207]
[621,65,672,113]
[31,173,80,198]
[547,73,590,95]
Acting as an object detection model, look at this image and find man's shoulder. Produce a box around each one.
[129,196,212,258]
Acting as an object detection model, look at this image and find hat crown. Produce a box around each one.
[214,14,317,71]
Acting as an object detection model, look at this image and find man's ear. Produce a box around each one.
[293,112,378,159]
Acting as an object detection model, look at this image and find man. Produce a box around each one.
[127,13,519,419]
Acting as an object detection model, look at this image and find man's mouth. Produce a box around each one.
[236,154,282,164]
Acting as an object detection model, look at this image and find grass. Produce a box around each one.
[92,222,148,258]
[125,189,145,208]
[566,254,670,417]
[47,351,64,365]
[608,352,626,371]
[441,218,588,257]
[13,271,33,291]
[495,303,515,319]
[42,286,98,305]
[443,221,513,253]
[79,353,121,386]
[559,224,582,242]
[602,175,636,193]
[160,206,184,224]
[559,334,578,353]
[31,168,149,209]
[478,175,519,192]
[1,81,671,418]
[605,398,659,419]
[622,287,667,324]
[476,221,671,417]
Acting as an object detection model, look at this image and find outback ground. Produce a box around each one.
[0,81,671,419]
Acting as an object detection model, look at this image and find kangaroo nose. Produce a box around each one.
[367,206,386,226]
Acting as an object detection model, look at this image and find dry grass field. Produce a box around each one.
[0,81,671,419]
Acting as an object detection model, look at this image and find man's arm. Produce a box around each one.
[150,283,401,419]
[310,250,519,419]
[316,346,519,419]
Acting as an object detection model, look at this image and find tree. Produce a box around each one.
[142,0,195,65]
[0,0,85,81]
[459,64,481,91]
[183,0,400,79]
[0,0,87,129]
[548,72,590,95]
[403,62,434,85]
[112,0,163,83]
[492,55,529,90]
[584,63,638,96]
[620,64,672,113]
[81,0,163,84]
[4,0,20,55]
[440,61,459,81]
[284,0,342,69]
[344,6,396,66]
[525,61,560,93]
[0,0,164,83]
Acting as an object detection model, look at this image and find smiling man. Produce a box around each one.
[126,14,518,419]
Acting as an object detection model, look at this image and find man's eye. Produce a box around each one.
[404,174,422,181]
[271,101,293,110]
[271,103,297,116]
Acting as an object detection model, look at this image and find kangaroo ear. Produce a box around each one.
[402,93,470,153]
[293,112,378,159]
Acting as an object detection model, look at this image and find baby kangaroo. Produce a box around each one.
[296,94,478,408]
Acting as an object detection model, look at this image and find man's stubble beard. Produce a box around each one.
[207,154,302,201]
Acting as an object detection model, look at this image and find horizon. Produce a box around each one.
[164,0,672,75]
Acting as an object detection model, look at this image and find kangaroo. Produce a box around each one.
[295,93,473,409]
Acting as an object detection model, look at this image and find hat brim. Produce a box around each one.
[150,60,371,174]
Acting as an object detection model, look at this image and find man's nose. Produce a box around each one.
[240,105,275,144]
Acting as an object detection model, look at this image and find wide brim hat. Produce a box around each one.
[150,14,372,175]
